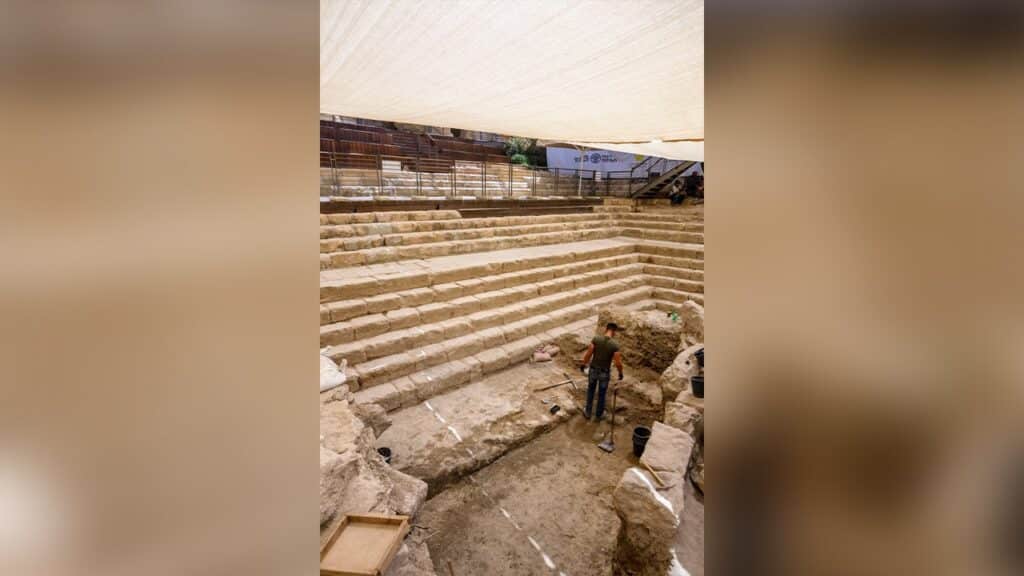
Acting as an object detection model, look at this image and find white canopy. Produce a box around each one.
[320,0,703,161]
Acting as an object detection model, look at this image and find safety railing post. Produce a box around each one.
[481,157,486,199]
[415,153,421,196]
[555,169,560,196]
[508,161,512,198]
[376,148,383,194]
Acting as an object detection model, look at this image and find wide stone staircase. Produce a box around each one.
[320,204,705,414]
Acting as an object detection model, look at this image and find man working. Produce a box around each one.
[579,322,624,421]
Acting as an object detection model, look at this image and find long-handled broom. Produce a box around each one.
[597,386,618,453]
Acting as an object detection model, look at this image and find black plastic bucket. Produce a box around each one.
[632,426,652,458]
[694,348,704,368]
[377,447,392,465]
[691,375,704,398]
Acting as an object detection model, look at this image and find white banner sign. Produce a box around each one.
[545,147,682,178]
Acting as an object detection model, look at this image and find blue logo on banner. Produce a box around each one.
[590,153,601,163]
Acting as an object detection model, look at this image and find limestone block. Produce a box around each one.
[329,251,366,268]
[412,324,446,347]
[678,300,704,348]
[366,293,402,315]
[384,467,428,518]
[386,308,421,331]
[664,401,702,436]
[352,402,391,438]
[501,318,530,342]
[477,274,509,293]
[476,326,506,348]
[431,283,463,301]
[320,446,360,525]
[612,422,694,576]
[500,337,537,364]
[323,277,381,301]
[449,295,483,315]
[455,277,485,296]
[437,318,473,339]
[350,313,390,340]
[411,362,469,399]
[658,343,703,401]
[392,376,419,409]
[353,223,393,236]
[443,334,483,361]
[399,286,435,308]
[320,322,354,348]
[358,353,417,388]
[354,382,402,412]
[417,302,452,324]
[328,341,366,366]
[364,332,412,360]
[327,299,368,323]
[411,343,449,369]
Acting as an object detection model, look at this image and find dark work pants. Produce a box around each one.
[586,366,611,419]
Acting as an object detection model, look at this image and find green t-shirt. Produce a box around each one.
[591,335,620,371]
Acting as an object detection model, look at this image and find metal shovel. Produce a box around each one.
[597,387,619,453]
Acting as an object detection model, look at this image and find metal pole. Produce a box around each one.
[451,160,456,198]
[376,148,383,195]
[481,157,486,199]
[508,161,512,198]
[555,168,560,196]
[416,153,421,196]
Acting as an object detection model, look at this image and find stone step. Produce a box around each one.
[322,271,649,359]
[320,226,617,269]
[336,282,652,391]
[320,252,645,325]
[320,219,619,254]
[651,287,705,307]
[319,238,702,305]
[619,227,704,244]
[352,297,669,414]
[320,210,463,225]
[319,213,700,240]
[320,212,614,238]
[321,255,646,332]
[345,286,659,409]
[320,226,705,269]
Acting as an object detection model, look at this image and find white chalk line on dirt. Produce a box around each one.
[423,400,567,573]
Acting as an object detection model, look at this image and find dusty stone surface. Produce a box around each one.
[352,402,392,438]
[418,421,637,576]
[659,343,703,403]
[612,422,695,576]
[376,361,579,495]
[597,305,683,373]
[319,357,436,575]
[665,400,703,437]
[677,300,704,349]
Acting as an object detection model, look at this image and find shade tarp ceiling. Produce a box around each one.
[321,0,703,161]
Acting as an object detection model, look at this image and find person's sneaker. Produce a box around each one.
[582,409,592,420]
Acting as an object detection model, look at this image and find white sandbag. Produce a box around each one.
[320,354,347,393]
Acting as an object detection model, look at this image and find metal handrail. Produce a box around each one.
[320,150,666,199]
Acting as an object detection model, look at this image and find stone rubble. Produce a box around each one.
[319,355,436,575]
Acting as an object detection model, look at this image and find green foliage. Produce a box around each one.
[505,137,546,166]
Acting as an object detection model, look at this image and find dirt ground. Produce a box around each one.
[392,356,704,575]
[417,417,634,576]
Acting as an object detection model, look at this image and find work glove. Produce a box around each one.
[618,371,624,381]
[579,364,587,374]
